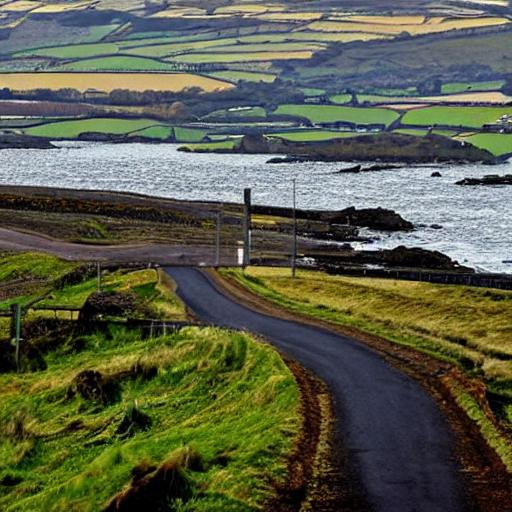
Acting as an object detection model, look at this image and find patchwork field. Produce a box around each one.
[274,104,400,126]
[0,72,234,93]
[459,133,512,156]
[402,106,512,128]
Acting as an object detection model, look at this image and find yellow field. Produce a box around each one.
[0,72,234,93]
[418,91,512,104]
[305,16,510,35]
[1,0,40,11]
[173,51,314,63]
[256,12,324,21]
[31,1,92,13]
[150,7,206,18]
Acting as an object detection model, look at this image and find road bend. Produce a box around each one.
[166,266,469,512]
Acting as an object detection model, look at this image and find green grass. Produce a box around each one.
[329,94,352,104]
[37,268,186,320]
[181,140,237,152]
[223,268,512,381]
[130,125,173,140]
[273,104,400,126]
[206,70,276,83]
[174,127,207,143]
[24,118,160,139]
[0,325,299,511]
[301,88,325,97]
[441,81,505,94]
[268,130,357,141]
[402,106,512,129]
[56,56,179,72]
[393,128,430,137]
[17,43,120,59]
[460,133,512,156]
[0,253,75,283]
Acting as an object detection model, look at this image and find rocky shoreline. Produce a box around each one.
[456,174,512,186]
[0,134,55,150]
[183,133,498,165]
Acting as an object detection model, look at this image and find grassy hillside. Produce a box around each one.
[0,326,300,511]
[222,268,512,383]
[0,253,300,510]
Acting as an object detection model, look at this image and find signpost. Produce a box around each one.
[243,188,252,267]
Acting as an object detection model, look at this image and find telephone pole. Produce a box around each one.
[292,178,297,278]
[243,188,252,267]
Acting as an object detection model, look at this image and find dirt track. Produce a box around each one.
[0,227,234,264]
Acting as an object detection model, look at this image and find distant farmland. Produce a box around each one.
[274,104,400,126]
[402,106,512,128]
[0,72,234,93]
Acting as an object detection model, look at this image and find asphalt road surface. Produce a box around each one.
[166,266,470,512]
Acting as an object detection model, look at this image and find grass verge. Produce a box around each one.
[0,325,300,511]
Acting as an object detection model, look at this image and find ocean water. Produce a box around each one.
[0,141,510,273]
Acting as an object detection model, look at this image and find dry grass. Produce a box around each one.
[305,16,510,35]
[225,268,512,381]
[0,72,234,93]
[31,1,92,13]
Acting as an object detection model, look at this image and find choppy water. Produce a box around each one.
[0,141,510,273]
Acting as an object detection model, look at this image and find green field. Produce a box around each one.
[460,133,512,156]
[329,94,352,104]
[130,125,173,140]
[17,43,120,59]
[268,130,357,141]
[57,56,179,72]
[274,104,400,126]
[206,70,276,83]
[24,118,162,139]
[402,106,512,129]
[181,140,237,152]
[174,127,207,142]
[441,80,505,94]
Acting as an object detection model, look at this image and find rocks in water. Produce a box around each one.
[456,174,512,186]
[0,135,55,150]
[384,246,459,270]
[335,164,362,173]
[431,171,442,177]
[252,205,414,232]
[430,224,443,230]
[266,156,307,164]
[315,245,472,272]
[333,207,414,232]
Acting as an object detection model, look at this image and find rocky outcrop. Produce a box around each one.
[0,134,55,150]
[456,174,512,186]
[315,245,472,272]
[218,133,498,164]
[252,205,414,232]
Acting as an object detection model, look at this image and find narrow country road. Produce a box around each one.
[166,267,469,512]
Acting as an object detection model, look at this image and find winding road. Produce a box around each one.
[166,267,470,512]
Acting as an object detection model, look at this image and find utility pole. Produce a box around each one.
[291,178,297,279]
[243,188,252,268]
[97,262,102,293]
[215,211,222,267]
